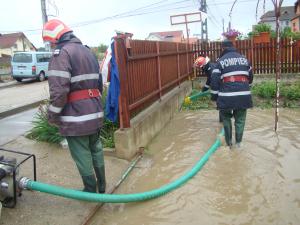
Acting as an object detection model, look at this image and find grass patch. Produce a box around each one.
[183,81,300,110]
[252,81,300,108]
[181,89,215,111]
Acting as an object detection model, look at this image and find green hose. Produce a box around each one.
[184,90,210,104]
[25,129,224,203]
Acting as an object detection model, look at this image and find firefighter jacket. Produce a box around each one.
[202,62,216,91]
[210,47,253,110]
[47,35,103,136]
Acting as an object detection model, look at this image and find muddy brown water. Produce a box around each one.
[90,109,300,225]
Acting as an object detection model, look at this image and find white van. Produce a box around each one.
[11,51,52,82]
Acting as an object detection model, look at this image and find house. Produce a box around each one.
[183,37,199,44]
[0,32,36,58]
[291,0,300,32]
[146,30,185,42]
[259,6,295,31]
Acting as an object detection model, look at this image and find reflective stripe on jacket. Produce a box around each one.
[211,47,253,110]
[47,37,103,136]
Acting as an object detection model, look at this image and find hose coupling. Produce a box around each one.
[18,177,31,190]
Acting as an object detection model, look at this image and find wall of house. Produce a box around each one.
[292,4,300,32]
[263,20,291,31]
[146,35,161,41]
[14,37,35,52]
[0,48,13,56]
[0,37,35,57]
[292,18,300,32]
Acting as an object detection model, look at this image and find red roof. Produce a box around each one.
[0,32,26,48]
[148,30,184,42]
[149,30,183,38]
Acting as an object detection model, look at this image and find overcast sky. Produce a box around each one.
[0,0,296,48]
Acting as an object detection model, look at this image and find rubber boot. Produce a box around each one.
[234,109,247,145]
[81,175,97,193]
[223,119,232,147]
[95,166,106,193]
[219,111,223,123]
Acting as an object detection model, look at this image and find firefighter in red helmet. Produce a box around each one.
[43,19,106,193]
[194,56,213,92]
[194,56,223,122]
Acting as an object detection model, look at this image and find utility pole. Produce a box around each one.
[222,18,225,33]
[41,0,50,51]
[200,0,208,41]
[41,0,48,25]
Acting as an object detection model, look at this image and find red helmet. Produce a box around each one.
[42,19,72,43]
[194,56,210,68]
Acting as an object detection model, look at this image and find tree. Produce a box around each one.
[98,44,108,53]
[90,44,108,60]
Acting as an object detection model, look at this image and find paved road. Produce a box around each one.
[0,108,37,146]
[0,80,49,116]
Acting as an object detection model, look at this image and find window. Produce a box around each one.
[12,53,32,63]
[293,22,296,32]
[36,54,52,62]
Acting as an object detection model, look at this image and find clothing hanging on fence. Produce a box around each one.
[105,40,120,122]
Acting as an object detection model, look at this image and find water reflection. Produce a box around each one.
[91,109,300,225]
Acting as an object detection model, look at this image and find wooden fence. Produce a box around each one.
[115,38,194,128]
[195,38,300,76]
[114,37,300,128]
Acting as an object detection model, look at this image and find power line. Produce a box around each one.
[1,0,259,34]
[207,6,222,29]
[0,0,193,33]
[71,0,193,27]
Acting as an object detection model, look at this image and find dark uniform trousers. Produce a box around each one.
[220,109,247,146]
[66,131,106,193]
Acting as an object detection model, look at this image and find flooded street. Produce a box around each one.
[90,109,300,225]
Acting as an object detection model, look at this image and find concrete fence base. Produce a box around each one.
[114,80,192,160]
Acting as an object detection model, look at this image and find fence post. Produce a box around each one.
[156,42,162,100]
[177,43,180,86]
[186,42,189,83]
[115,38,130,129]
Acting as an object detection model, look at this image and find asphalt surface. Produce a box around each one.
[0,79,48,119]
[0,80,49,147]
[0,108,37,146]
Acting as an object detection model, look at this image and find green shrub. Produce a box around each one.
[27,88,119,148]
[252,81,300,108]
[281,82,300,100]
[254,23,272,33]
[252,81,276,99]
[26,104,64,144]
[293,32,300,40]
[99,88,119,148]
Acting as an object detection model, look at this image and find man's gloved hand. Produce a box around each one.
[202,86,209,92]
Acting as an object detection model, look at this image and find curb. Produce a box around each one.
[0,101,118,157]
[0,81,17,89]
[0,100,45,119]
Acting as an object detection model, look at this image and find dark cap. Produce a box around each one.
[222,39,234,48]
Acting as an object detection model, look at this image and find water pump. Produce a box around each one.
[0,148,36,208]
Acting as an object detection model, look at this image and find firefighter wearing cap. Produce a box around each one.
[42,19,106,193]
[211,40,253,148]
